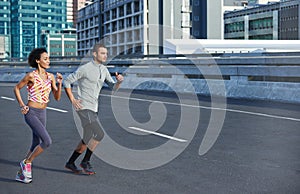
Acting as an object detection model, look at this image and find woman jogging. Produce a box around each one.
[14,48,63,183]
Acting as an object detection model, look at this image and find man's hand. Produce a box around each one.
[71,98,82,110]
[115,72,124,83]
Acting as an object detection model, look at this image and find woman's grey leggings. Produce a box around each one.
[25,107,52,151]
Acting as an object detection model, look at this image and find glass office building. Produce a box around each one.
[0,0,10,35]
[10,0,67,58]
[0,0,10,59]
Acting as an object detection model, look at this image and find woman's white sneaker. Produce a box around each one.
[15,171,32,184]
[20,159,32,179]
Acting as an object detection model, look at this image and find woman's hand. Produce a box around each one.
[56,72,63,84]
[20,105,29,115]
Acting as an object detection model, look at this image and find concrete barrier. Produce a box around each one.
[119,64,300,103]
[1,56,299,103]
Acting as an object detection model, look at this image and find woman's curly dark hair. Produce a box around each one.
[28,48,48,68]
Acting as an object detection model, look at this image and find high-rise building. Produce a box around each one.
[0,0,10,35]
[77,0,90,10]
[77,0,101,56]
[77,0,191,56]
[191,0,249,39]
[278,0,300,39]
[0,0,10,59]
[67,0,74,27]
[68,0,90,28]
[78,0,267,56]
[10,0,68,58]
[102,0,145,56]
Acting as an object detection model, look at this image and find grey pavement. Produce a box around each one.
[0,84,299,194]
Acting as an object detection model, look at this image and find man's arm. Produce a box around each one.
[65,87,82,110]
[64,68,84,109]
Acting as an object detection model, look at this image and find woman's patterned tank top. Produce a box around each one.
[27,70,52,104]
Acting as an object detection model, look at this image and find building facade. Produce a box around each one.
[0,0,10,59]
[77,0,101,56]
[191,0,249,39]
[77,0,298,56]
[0,0,81,59]
[9,0,68,58]
[0,35,10,59]
[102,0,144,56]
[68,0,89,28]
[192,0,223,39]
[224,0,300,40]
[279,0,300,39]
[77,0,192,56]
[41,29,77,57]
[67,0,74,27]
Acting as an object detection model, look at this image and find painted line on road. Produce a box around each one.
[101,94,300,122]
[218,108,300,122]
[1,96,68,113]
[128,126,187,143]
[1,96,15,101]
[46,107,68,113]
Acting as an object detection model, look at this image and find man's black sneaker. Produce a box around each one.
[65,163,82,174]
[80,161,96,175]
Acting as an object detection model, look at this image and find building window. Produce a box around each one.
[225,21,244,33]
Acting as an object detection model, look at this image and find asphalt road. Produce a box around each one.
[0,83,299,194]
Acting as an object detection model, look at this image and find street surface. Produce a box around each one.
[0,84,299,194]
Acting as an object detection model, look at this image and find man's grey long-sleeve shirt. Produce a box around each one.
[64,60,116,112]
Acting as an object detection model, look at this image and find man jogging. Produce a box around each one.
[63,43,123,174]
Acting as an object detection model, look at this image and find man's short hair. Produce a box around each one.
[92,43,106,53]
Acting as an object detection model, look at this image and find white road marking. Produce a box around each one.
[222,108,300,122]
[1,96,68,113]
[46,107,68,113]
[101,94,300,122]
[1,96,15,101]
[128,126,187,143]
